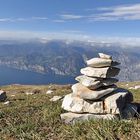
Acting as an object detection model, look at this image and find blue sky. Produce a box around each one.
[0,0,140,42]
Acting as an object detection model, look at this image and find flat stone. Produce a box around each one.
[81,67,120,78]
[62,94,104,113]
[0,90,7,102]
[50,96,63,102]
[98,53,112,59]
[75,75,102,89]
[121,104,137,119]
[72,83,117,100]
[60,112,117,124]
[75,75,118,89]
[103,88,133,114]
[87,58,112,68]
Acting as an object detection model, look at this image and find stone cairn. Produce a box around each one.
[61,53,137,124]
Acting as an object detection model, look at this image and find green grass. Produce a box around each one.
[0,83,139,140]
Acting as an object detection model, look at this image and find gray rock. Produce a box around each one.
[121,104,137,119]
[50,96,63,102]
[75,75,118,89]
[87,58,112,68]
[75,75,102,89]
[72,83,117,100]
[0,90,7,102]
[103,88,133,114]
[62,88,132,114]
[81,67,120,78]
[61,112,118,124]
[98,53,112,59]
[62,94,104,113]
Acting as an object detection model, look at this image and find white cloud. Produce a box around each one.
[0,30,44,39]
[63,30,84,34]
[31,17,48,20]
[90,3,140,21]
[60,14,84,20]
[0,18,13,22]
[0,17,48,22]
[58,3,140,22]
[52,19,65,23]
[0,30,140,47]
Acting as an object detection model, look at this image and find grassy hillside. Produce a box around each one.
[0,83,140,140]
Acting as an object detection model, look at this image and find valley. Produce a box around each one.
[0,39,140,83]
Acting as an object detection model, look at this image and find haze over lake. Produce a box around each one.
[0,66,75,86]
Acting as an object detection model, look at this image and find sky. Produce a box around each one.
[0,0,140,44]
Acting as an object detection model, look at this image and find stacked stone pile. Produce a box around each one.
[61,53,137,124]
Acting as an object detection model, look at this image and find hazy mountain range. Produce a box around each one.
[0,39,140,82]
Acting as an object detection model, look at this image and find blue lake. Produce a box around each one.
[0,66,76,86]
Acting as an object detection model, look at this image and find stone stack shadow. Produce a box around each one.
[61,53,137,124]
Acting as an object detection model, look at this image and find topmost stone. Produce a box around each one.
[86,53,120,68]
[87,58,112,68]
[98,53,112,59]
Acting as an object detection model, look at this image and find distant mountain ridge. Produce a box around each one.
[0,39,140,82]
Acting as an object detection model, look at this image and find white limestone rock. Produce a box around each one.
[50,96,63,102]
[60,112,118,124]
[98,53,112,59]
[75,75,102,89]
[103,88,133,114]
[62,94,104,113]
[46,90,54,94]
[134,85,140,89]
[87,58,112,68]
[72,83,117,100]
[81,67,120,78]
[75,75,118,89]
[62,88,132,114]
[25,92,34,95]
[3,101,10,105]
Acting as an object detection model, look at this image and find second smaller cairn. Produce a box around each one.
[61,53,137,124]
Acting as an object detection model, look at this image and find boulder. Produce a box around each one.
[62,94,104,113]
[81,67,120,78]
[98,53,112,59]
[62,88,132,114]
[75,75,118,89]
[87,58,112,68]
[103,88,133,114]
[60,112,117,124]
[72,83,117,100]
[0,90,7,102]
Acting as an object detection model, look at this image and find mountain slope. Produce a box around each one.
[0,39,140,81]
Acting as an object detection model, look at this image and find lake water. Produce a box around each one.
[0,66,76,86]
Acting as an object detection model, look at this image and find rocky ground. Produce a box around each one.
[0,82,140,140]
